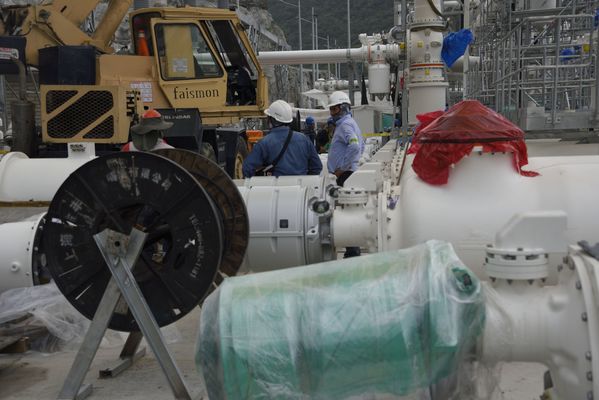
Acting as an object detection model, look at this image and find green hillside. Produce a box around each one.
[267,0,395,51]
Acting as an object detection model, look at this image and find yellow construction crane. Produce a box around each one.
[0,0,269,177]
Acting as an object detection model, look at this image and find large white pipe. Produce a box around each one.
[392,152,599,276]
[0,214,45,293]
[0,143,95,203]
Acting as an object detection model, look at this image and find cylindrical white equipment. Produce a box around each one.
[0,143,96,202]
[393,152,599,276]
[368,63,391,97]
[407,28,448,124]
[332,188,378,250]
[237,182,334,272]
[413,0,444,28]
[0,213,45,293]
[237,185,307,272]
[407,81,448,124]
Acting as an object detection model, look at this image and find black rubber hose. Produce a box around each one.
[426,0,444,18]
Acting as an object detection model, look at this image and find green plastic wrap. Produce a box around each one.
[197,240,486,399]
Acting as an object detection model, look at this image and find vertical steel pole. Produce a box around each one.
[335,39,340,78]
[400,0,408,134]
[298,0,303,107]
[0,76,7,141]
[312,7,315,84]
[327,36,331,78]
[551,20,560,125]
[594,14,599,120]
[347,0,354,105]
[463,0,470,99]
[315,15,319,80]
[347,0,351,48]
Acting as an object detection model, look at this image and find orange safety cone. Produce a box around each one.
[136,30,150,56]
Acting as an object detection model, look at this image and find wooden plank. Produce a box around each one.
[0,335,21,350]
[0,337,30,353]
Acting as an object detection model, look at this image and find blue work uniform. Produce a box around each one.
[327,114,364,174]
[242,125,323,177]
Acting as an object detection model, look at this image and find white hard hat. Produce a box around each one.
[327,91,351,108]
[264,99,293,123]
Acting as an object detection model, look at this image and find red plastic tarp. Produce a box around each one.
[410,100,539,185]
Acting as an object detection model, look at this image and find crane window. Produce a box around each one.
[203,20,258,79]
[203,20,258,105]
[154,24,222,80]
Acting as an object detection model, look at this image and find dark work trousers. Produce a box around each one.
[336,170,361,258]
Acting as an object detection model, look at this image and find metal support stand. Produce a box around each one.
[99,331,146,378]
[57,228,192,400]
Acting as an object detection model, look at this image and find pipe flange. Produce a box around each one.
[336,188,369,206]
[484,246,549,280]
[409,20,446,30]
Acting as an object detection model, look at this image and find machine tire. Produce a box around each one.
[200,142,217,162]
[235,136,249,179]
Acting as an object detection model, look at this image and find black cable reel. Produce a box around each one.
[42,151,249,332]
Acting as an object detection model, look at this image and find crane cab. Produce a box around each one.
[129,7,268,123]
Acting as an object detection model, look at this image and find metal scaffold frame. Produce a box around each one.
[467,0,599,134]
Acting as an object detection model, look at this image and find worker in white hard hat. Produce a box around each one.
[242,99,322,177]
[327,90,364,257]
[327,91,364,183]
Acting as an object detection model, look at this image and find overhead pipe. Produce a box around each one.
[449,55,480,72]
[258,45,401,66]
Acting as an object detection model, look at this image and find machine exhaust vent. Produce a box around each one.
[83,116,115,139]
[45,90,78,113]
[46,90,114,139]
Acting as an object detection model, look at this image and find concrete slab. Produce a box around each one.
[0,307,206,400]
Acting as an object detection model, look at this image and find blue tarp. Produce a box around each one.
[442,29,474,68]
[560,48,575,61]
